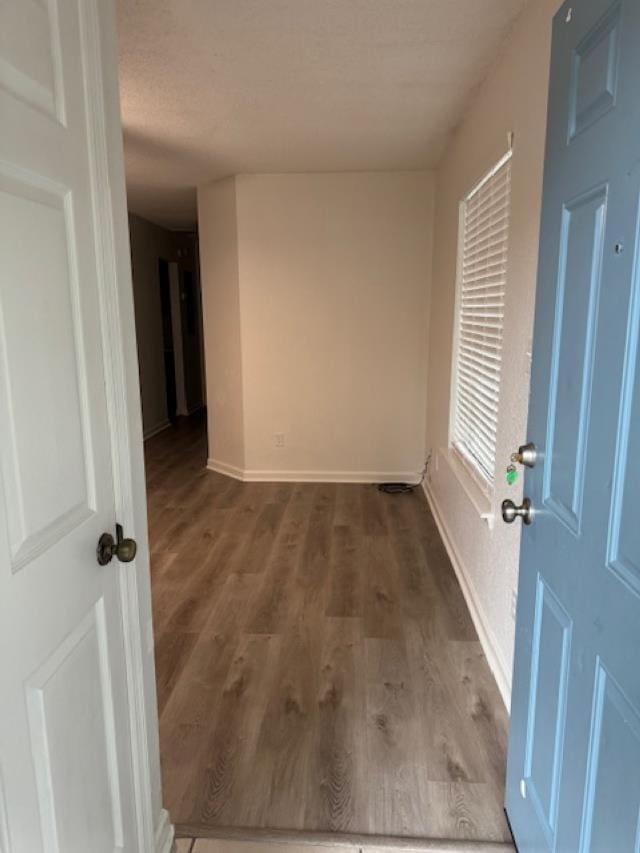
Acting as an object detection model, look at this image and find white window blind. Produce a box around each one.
[451,150,512,486]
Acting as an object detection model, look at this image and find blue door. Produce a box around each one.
[505,0,640,850]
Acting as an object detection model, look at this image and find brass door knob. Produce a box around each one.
[502,497,534,525]
[97,523,137,565]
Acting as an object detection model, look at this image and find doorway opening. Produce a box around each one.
[159,258,177,423]
[128,215,206,442]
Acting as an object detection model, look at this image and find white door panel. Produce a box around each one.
[0,0,66,124]
[0,1,149,851]
[25,603,124,853]
[0,170,97,569]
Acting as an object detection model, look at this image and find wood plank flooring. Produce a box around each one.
[146,416,511,842]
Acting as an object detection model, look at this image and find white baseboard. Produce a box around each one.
[422,480,512,711]
[206,460,421,484]
[155,808,174,853]
[143,419,171,441]
[243,469,421,483]
[207,458,245,480]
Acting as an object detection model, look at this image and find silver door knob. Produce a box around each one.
[502,497,533,525]
[510,442,537,468]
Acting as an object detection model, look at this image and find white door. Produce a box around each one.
[0,2,153,851]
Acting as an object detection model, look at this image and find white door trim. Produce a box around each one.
[80,2,170,851]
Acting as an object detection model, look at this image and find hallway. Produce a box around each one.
[146,418,511,843]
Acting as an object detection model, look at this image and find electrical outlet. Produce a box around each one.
[274,432,285,448]
[511,589,518,621]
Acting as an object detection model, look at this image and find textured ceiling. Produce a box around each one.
[117,0,527,230]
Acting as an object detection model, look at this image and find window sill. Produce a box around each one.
[441,448,495,530]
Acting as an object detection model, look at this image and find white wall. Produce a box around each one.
[198,177,245,472]
[199,171,434,481]
[424,0,563,708]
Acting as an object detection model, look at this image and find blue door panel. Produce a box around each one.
[568,2,621,141]
[506,0,640,849]
[607,260,640,594]
[544,187,606,532]
[524,577,572,847]
[579,661,640,852]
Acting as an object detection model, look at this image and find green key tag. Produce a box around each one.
[506,464,518,486]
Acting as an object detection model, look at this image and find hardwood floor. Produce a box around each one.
[146,416,511,842]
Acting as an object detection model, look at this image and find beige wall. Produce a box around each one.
[424,0,562,707]
[198,177,245,472]
[199,171,434,480]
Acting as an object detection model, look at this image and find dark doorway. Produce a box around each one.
[158,258,177,422]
